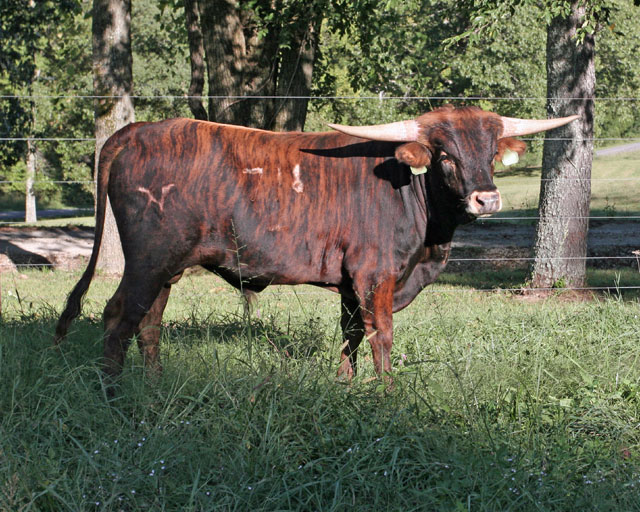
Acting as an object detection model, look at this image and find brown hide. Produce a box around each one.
[56,108,514,384]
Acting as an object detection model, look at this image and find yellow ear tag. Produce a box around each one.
[410,166,427,175]
[501,148,519,167]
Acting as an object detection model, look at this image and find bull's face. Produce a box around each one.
[393,107,527,221]
[328,106,578,222]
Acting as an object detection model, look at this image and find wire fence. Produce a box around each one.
[1,94,640,296]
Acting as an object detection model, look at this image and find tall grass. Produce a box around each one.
[1,271,640,510]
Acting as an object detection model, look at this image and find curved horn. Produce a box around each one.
[327,119,421,142]
[500,115,580,137]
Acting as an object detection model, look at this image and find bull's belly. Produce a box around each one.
[196,237,344,288]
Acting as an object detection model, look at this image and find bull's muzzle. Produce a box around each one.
[466,190,502,217]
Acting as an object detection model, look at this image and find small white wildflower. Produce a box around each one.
[94,450,99,454]
[131,490,136,494]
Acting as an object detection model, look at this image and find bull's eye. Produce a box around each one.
[439,155,456,171]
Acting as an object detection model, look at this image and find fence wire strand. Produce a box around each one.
[2,94,640,297]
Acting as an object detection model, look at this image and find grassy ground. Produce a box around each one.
[494,150,640,218]
[1,270,640,510]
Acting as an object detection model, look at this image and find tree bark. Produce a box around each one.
[183,0,208,120]
[530,1,595,289]
[92,0,135,274]
[273,20,319,132]
[25,74,38,223]
[196,0,319,130]
[25,138,37,223]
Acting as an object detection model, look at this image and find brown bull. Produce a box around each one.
[55,106,577,381]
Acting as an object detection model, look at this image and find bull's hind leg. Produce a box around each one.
[135,273,183,374]
[102,274,167,381]
[135,285,171,375]
[338,295,364,380]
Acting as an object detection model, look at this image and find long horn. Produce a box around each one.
[500,115,580,137]
[327,119,421,142]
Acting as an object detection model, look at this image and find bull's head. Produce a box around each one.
[328,106,578,221]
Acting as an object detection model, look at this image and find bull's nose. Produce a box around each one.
[467,190,502,217]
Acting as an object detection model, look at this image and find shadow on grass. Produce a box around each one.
[439,267,640,300]
[2,306,640,511]
[162,310,332,362]
[495,164,541,178]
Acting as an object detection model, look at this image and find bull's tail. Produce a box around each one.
[54,137,119,344]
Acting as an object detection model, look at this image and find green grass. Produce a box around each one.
[495,150,640,216]
[0,216,95,228]
[1,270,640,510]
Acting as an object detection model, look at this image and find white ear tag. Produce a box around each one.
[501,148,519,167]
[410,166,427,175]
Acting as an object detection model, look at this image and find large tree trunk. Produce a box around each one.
[273,20,319,132]
[92,0,135,274]
[196,0,319,130]
[530,1,595,289]
[183,0,208,120]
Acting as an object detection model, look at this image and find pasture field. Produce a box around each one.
[494,150,640,218]
[1,270,640,511]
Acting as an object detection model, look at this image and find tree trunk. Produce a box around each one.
[273,20,319,132]
[197,0,253,124]
[25,138,37,223]
[92,0,135,274]
[183,0,208,120]
[530,1,595,289]
[196,0,318,130]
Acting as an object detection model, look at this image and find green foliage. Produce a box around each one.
[0,0,195,210]
[0,0,83,199]
[133,0,192,121]
[450,0,617,45]
[309,0,639,153]
[1,0,640,211]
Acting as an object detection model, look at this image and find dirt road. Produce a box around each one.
[1,220,638,272]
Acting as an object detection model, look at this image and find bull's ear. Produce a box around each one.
[496,137,527,166]
[395,142,432,174]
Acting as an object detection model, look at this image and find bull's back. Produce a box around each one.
[106,119,403,285]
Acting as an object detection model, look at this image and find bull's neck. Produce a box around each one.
[419,170,459,246]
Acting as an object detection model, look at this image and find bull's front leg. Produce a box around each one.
[352,276,396,378]
[338,294,365,380]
